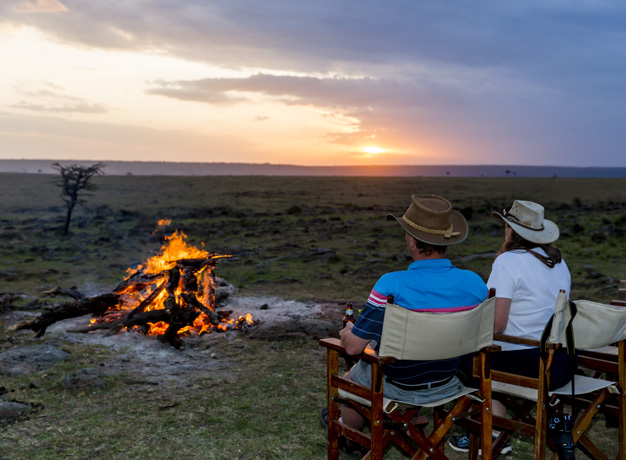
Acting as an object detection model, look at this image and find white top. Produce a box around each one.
[487,248,571,351]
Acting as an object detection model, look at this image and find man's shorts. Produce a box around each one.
[349,359,463,405]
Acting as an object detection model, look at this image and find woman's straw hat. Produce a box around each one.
[388,194,468,246]
[492,200,559,244]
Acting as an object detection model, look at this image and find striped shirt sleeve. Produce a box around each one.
[351,288,387,343]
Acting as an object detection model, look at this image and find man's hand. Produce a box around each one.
[339,320,354,338]
[340,321,370,356]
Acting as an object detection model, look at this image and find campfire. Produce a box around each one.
[14,225,253,348]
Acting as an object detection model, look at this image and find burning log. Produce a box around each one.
[15,230,253,348]
[113,271,165,295]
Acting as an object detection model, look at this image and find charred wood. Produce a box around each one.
[42,286,85,301]
[11,293,119,337]
[127,280,167,320]
[159,307,200,349]
[181,293,221,325]
[113,271,164,294]
[165,267,180,297]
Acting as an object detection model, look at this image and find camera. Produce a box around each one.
[547,414,576,460]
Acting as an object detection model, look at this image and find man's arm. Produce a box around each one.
[339,321,371,355]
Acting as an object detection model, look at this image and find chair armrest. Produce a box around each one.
[483,344,502,353]
[493,333,560,349]
[493,333,539,346]
[319,337,395,365]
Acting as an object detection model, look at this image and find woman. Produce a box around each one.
[449,199,575,454]
[488,199,573,387]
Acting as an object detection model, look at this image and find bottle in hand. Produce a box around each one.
[342,303,356,328]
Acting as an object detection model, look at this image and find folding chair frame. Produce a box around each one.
[320,337,496,460]
[489,293,626,460]
[560,340,626,460]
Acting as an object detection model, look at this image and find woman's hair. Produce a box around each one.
[499,228,562,268]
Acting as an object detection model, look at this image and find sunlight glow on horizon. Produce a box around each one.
[362,146,385,155]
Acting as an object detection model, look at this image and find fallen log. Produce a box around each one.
[42,286,85,300]
[11,293,119,337]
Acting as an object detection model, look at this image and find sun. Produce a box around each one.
[362,146,385,155]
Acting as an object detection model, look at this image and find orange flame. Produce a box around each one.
[97,227,251,337]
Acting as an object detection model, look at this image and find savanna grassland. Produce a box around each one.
[1,173,625,303]
[1,173,625,460]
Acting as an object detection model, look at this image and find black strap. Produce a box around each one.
[566,301,578,420]
[539,299,578,418]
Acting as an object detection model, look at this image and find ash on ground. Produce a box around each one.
[1,296,342,390]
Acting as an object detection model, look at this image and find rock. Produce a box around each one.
[571,223,584,234]
[215,277,235,303]
[62,368,106,389]
[0,343,70,375]
[0,400,31,421]
[591,231,607,242]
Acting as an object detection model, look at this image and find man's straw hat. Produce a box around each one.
[388,194,468,246]
[492,200,559,244]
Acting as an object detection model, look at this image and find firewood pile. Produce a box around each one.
[12,231,253,348]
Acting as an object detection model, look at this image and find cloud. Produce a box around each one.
[0,110,256,162]
[148,74,387,107]
[3,2,625,96]
[13,0,67,13]
[12,100,106,114]
[12,81,107,114]
[1,1,625,166]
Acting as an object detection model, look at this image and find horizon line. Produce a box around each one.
[1,158,626,169]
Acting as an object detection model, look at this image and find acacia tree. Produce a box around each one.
[53,162,105,235]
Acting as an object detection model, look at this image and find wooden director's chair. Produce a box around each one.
[559,298,626,460]
[487,291,626,460]
[319,294,497,460]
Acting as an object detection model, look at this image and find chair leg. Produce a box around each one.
[468,434,480,460]
[326,349,340,460]
[407,398,473,460]
[534,351,551,460]
[575,435,610,460]
[370,363,385,460]
[479,350,493,460]
[617,340,626,460]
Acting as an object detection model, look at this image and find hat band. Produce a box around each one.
[503,210,545,232]
[402,215,460,238]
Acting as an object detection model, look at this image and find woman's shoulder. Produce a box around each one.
[493,249,526,263]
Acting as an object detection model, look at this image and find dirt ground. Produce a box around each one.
[1,295,342,387]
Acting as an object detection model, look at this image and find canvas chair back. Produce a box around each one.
[547,290,626,349]
[568,299,626,349]
[379,296,496,361]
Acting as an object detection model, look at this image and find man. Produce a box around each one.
[338,194,488,435]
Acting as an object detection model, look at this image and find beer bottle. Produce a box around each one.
[342,303,356,328]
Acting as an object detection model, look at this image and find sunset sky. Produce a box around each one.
[0,0,625,167]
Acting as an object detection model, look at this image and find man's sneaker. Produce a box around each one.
[448,434,470,452]
[497,441,513,455]
[448,434,512,455]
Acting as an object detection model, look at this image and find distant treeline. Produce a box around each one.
[1,159,626,178]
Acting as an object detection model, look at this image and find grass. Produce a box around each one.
[1,173,625,459]
[0,336,330,459]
